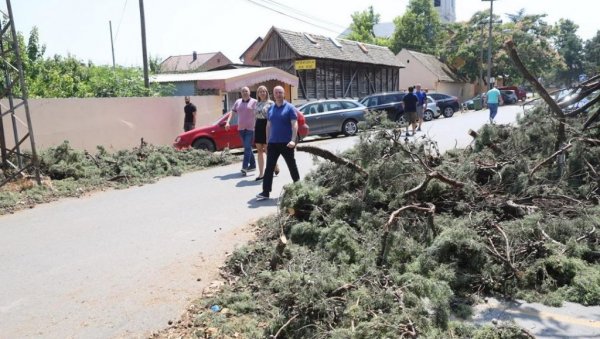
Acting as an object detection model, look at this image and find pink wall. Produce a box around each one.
[1,96,223,151]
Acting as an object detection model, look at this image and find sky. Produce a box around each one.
[3,0,598,67]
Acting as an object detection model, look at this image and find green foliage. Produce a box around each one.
[0,141,234,214]
[173,103,600,337]
[345,6,390,47]
[10,27,173,98]
[390,0,443,55]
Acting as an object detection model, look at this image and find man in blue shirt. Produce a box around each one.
[415,84,427,131]
[485,85,503,124]
[256,86,300,200]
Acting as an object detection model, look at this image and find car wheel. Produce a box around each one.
[397,115,407,124]
[192,138,215,152]
[423,110,434,121]
[342,119,358,136]
[297,133,304,143]
[443,106,454,118]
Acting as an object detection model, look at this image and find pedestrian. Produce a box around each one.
[254,85,279,181]
[415,84,427,131]
[256,86,300,201]
[402,86,419,137]
[486,84,503,124]
[225,87,257,175]
[183,96,197,132]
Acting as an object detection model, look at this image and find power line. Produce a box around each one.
[243,0,342,34]
[260,0,346,30]
[113,0,128,41]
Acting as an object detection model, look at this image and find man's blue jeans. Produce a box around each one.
[488,103,499,120]
[239,129,256,170]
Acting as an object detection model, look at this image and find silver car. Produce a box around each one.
[297,99,368,137]
[422,96,441,121]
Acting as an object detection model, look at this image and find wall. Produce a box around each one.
[1,95,223,151]
[398,49,438,91]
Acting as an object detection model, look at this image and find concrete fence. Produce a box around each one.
[1,95,223,152]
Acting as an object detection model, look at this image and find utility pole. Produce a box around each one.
[139,0,149,88]
[109,20,116,69]
[482,0,495,89]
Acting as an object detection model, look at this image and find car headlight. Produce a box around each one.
[174,136,181,143]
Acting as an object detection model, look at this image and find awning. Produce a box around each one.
[151,67,298,91]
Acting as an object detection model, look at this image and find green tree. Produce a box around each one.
[553,19,584,86]
[390,0,443,55]
[583,30,600,75]
[345,6,390,47]
[8,28,174,98]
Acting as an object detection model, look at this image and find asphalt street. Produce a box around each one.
[1,104,598,338]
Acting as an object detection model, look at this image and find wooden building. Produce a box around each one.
[254,27,403,101]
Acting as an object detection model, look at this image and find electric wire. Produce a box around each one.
[243,0,343,34]
[113,0,128,42]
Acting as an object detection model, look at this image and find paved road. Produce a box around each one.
[1,105,598,338]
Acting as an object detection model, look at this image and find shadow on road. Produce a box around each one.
[247,198,277,208]
[236,179,263,187]
[214,172,245,181]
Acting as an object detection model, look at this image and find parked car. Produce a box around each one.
[555,89,598,113]
[422,96,442,121]
[359,92,406,122]
[463,94,484,110]
[427,93,460,117]
[296,99,367,137]
[498,86,527,101]
[500,90,518,105]
[173,111,309,152]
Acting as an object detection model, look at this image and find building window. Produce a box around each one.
[434,0,441,7]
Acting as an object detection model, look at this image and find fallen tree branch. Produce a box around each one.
[297,145,368,178]
[270,235,288,271]
[528,142,573,178]
[403,171,465,198]
[468,129,503,154]
[504,40,566,151]
[327,283,356,297]
[378,203,436,266]
[272,314,298,339]
[505,200,539,215]
[576,226,596,242]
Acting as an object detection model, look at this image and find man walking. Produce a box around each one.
[415,84,427,131]
[402,86,419,137]
[226,87,257,175]
[485,84,503,124]
[183,96,197,132]
[256,86,300,201]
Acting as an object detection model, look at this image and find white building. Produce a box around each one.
[433,0,456,23]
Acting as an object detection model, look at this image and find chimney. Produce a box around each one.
[192,51,197,62]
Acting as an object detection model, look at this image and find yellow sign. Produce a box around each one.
[295,59,316,70]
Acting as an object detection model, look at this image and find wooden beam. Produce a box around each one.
[343,69,358,98]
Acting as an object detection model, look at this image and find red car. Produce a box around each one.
[498,86,527,101]
[174,111,309,151]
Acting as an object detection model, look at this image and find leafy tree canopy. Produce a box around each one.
[12,27,173,98]
[345,6,390,47]
[390,0,443,55]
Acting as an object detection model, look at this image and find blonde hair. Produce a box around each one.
[257,85,270,102]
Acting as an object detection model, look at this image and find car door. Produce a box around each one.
[299,103,324,135]
[213,113,242,149]
[321,101,347,133]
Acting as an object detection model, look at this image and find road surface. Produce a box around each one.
[2,105,598,338]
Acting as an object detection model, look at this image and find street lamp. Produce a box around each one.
[482,0,497,89]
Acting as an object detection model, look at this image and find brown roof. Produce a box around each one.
[400,49,465,83]
[159,52,233,73]
[259,27,403,68]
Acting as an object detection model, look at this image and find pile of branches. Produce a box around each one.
[167,56,600,339]
[0,140,234,214]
